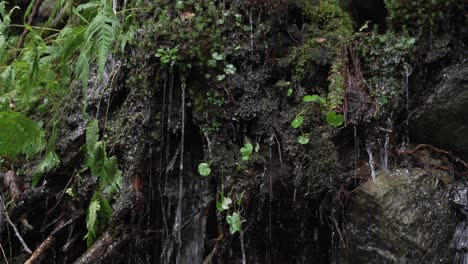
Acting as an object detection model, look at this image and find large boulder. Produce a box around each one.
[340,168,456,263]
[411,62,468,159]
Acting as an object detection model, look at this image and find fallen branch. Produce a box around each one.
[0,195,32,254]
[24,217,77,264]
[403,144,468,168]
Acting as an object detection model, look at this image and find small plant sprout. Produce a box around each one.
[198,162,211,177]
[155,45,180,65]
[226,212,243,234]
[240,142,253,161]
[298,134,310,145]
[216,192,232,212]
[224,64,237,75]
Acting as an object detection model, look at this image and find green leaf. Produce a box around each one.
[32,150,60,187]
[0,111,45,158]
[226,212,242,234]
[198,162,211,177]
[326,111,344,127]
[291,115,304,129]
[85,193,101,247]
[240,143,253,158]
[86,119,99,153]
[216,193,232,212]
[287,88,293,97]
[212,52,223,60]
[303,95,321,102]
[298,134,310,145]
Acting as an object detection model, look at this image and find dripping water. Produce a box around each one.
[240,232,247,264]
[175,78,186,264]
[403,65,411,150]
[366,143,376,179]
[382,118,392,172]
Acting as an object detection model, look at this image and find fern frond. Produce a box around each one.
[32,150,60,187]
[75,51,90,100]
[0,111,45,157]
[86,119,99,153]
[85,193,101,247]
[98,195,112,227]
[85,13,118,78]
[58,26,86,61]
[75,2,100,14]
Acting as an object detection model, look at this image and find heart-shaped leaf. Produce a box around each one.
[326,111,344,127]
[298,134,310,145]
[291,115,304,129]
[198,162,211,177]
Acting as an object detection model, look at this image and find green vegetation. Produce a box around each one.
[0,111,45,157]
[84,119,122,247]
[198,162,211,177]
[385,0,458,37]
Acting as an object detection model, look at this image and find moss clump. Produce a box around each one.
[289,0,353,80]
[385,0,461,37]
[304,0,353,39]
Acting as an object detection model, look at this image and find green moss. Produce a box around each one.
[385,0,460,37]
[304,0,353,38]
[289,0,353,80]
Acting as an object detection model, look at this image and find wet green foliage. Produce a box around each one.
[385,0,461,37]
[0,111,45,157]
[84,119,122,247]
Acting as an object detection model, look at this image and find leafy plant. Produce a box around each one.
[74,0,121,106]
[216,192,232,212]
[32,122,60,187]
[240,143,253,161]
[226,212,243,234]
[0,111,45,157]
[84,119,122,247]
[155,45,179,65]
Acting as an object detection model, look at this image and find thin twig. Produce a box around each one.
[403,144,468,168]
[0,242,9,264]
[15,0,44,52]
[0,195,32,254]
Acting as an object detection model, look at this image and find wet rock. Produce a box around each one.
[341,168,456,263]
[411,62,468,159]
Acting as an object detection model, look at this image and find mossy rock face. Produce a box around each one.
[411,63,468,159]
[341,168,456,263]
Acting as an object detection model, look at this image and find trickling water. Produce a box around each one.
[403,65,411,150]
[366,143,376,179]
[175,79,186,264]
[382,118,392,172]
[240,232,247,264]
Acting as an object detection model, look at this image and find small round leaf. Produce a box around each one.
[198,163,211,177]
[291,115,304,129]
[298,134,310,145]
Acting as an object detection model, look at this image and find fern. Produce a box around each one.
[86,119,99,152]
[32,123,60,187]
[76,0,120,81]
[84,119,122,247]
[85,193,101,247]
[0,111,45,157]
[32,150,60,187]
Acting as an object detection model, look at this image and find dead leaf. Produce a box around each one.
[181,12,195,20]
[315,37,327,44]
